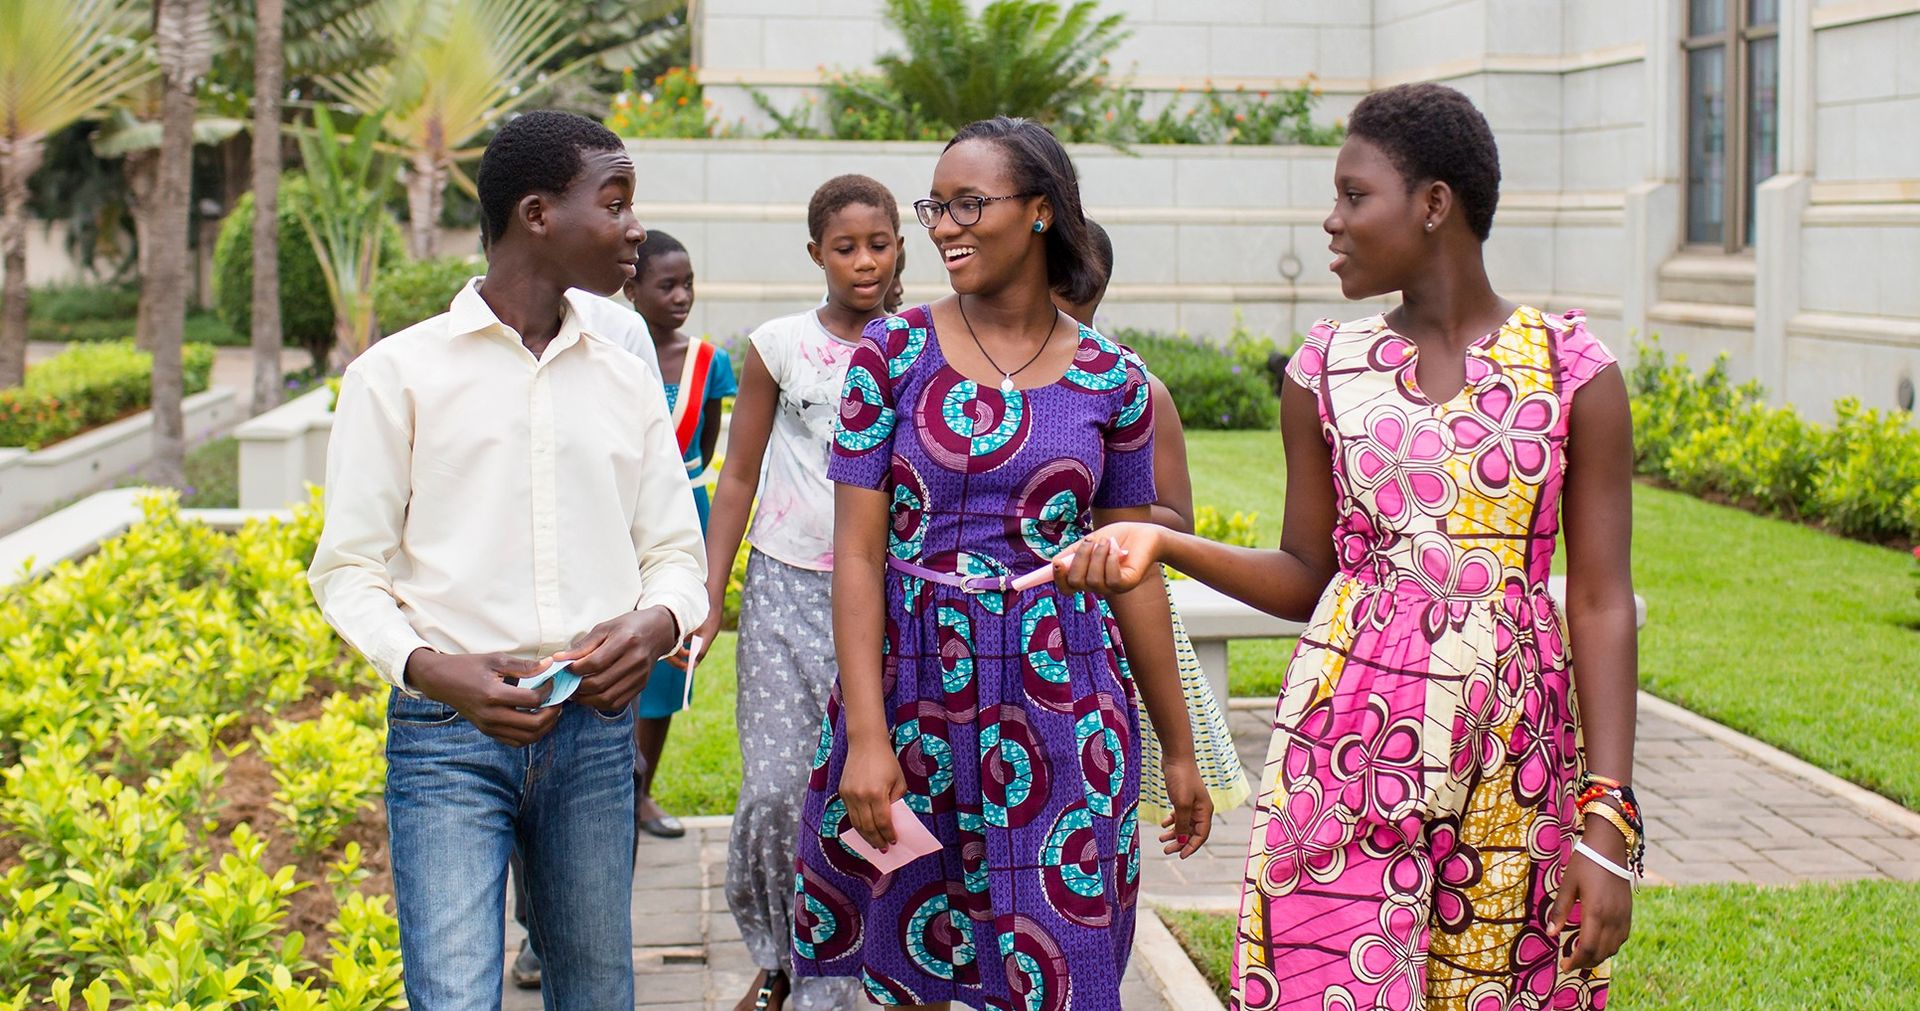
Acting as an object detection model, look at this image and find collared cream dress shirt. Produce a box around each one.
[309,278,709,692]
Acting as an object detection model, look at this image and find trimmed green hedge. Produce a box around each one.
[1629,340,1920,543]
[26,281,246,346]
[373,255,481,337]
[0,342,215,449]
[1114,328,1280,431]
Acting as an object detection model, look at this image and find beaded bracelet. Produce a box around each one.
[1581,802,1646,877]
[1576,771,1647,878]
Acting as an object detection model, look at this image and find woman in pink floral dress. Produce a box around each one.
[1053,83,1641,1010]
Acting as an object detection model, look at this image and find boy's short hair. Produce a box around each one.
[477,110,626,244]
[807,174,901,242]
[634,229,688,278]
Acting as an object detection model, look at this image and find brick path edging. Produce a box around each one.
[1633,691,1920,837]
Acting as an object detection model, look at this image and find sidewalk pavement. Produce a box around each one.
[500,823,1172,1011]
[503,699,1920,1008]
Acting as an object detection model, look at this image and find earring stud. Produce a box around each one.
[1033,220,1046,233]
[1425,221,1434,232]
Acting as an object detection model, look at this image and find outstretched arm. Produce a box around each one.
[1056,378,1340,621]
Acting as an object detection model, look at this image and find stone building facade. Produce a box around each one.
[677,0,1919,416]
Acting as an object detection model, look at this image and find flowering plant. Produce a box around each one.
[606,67,723,139]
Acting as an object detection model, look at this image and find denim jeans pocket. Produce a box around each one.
[587,701,633,723]
[388,690,461,727]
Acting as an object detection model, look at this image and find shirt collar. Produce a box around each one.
[447,277,586,358]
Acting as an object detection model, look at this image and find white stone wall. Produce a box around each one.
[629,139,1360,343]
[698,0,1370,134]
[674,0,1920,415]
[1785,4,1920,412]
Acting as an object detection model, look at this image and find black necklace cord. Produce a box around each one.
[957,294,1059,392]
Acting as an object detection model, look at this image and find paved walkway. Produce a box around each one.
[502,698,1920,1007]
[499,824,1172,1011]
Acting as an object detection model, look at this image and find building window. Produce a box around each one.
[1684,0,1780,249]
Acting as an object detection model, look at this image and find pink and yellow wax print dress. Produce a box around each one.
[1233,307,1617,1011]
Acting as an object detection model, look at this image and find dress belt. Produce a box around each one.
[886,556,1059,595]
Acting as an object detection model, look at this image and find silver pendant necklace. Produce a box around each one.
[957,295,1057,393]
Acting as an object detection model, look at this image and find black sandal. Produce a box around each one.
[751,969,788,1011]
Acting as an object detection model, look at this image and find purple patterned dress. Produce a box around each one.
[790,305,1157,1010]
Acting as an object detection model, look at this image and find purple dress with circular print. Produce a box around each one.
[790,304,1157,1010]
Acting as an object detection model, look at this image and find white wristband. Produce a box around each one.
[1573,840,1636,882]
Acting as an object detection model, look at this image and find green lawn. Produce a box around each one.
[651,631,742,816]
[1181,430,1920,808]
[1163,880,1920,1008]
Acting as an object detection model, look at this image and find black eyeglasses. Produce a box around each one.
[913,193,1035,229]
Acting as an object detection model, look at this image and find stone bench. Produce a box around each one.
[1169,576,1649,703]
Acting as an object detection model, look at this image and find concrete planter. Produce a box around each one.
[0,387,240,533]
[233,386,334,510]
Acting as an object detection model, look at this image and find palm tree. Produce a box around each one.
[146,0,214,486]
[249,0,284,414]
[328,0,582,260]
[0,0,154,387]
[90,101,245,349]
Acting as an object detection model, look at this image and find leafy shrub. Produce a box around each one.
[1067,79,1343,146]
[870,0,1126,132]
[0,342,215,449]
[753,72,948,142]
[607,67,726,139]
[1114,328,1279,430]
[1627,340,1920,544]
[0,493,400,1004]
[744,0,1337,147]
[213,175,404,370]
[255,693,385,855]
[1664,400,1823,517]
[373,254,481,337]
[1809,398,1920,542]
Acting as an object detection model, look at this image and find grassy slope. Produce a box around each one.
[1165,881,1920,1009]
[1182,430,1920,807]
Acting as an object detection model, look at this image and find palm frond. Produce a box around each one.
[875,0,1125,131]
[327,0,587,162]
[0,0,158,142]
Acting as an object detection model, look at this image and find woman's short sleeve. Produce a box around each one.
[1285,319,1339,393]
[706,345,738,400]
[826,316,904,490]
[1093,356,1157,509]
[1553,309,1618,405]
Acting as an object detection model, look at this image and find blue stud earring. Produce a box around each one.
[1033,220,1045,233]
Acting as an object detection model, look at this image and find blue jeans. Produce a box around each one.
[386,689,637,1009]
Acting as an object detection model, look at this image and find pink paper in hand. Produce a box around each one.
[838,798,942,875]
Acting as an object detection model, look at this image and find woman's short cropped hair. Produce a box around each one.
[1347,83,1502,241]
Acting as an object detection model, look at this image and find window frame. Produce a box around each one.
[1682,0,1779,250]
